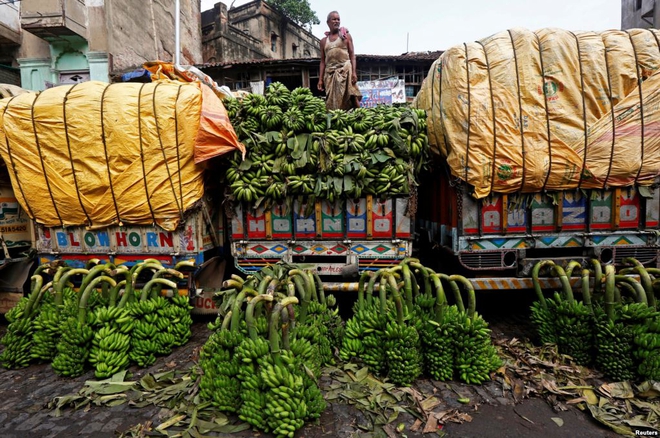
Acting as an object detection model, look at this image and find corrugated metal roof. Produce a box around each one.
[199,51,442,69]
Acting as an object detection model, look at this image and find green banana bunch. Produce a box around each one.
[199,304,247,413]
[261,298,308,438]
[223,97,241,120]
[51,316,94,376]
[383,318,423,386]
[594,265,637,380]
[282,107,306,132]
[551,292,594,366]
[242,93,267,117]
[417,272,456,381]
[261,359,307,438]
[340,316,365,360]
[530,260,558,344]
[0,312,35,369]
[290,325,325,374]
[167,294,194,347]
[266,82,291,110]
[422,309,457,381]
[126,276,176,368]
[88,272,137,379]
[359,305,389,375]
[259,105,284,131]
[305,110,327,132]
[451,311,501,384]
[440,274,501,385]
[595,311,636,381]
[32,268,91,363]
[1,276,48,369]
[348,107,373,133]
[52,275,116,377]
[30,301,61,362]
[380,272,422,385]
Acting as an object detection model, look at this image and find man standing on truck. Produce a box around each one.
[317,11,362,110]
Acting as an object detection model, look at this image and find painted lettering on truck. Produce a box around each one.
[55,231,174,249]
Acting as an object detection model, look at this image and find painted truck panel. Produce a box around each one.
[230,196,414,275]
[419,170,660,276]
[36,200,224,269]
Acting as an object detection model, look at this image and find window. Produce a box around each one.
[271,33,278,52]
[636,0,643,10]
[292,44,298,57]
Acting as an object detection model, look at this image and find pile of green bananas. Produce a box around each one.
[223,82,429,205]
[201,265,333,436]
[1,259,195,378]
[530,258,660,380]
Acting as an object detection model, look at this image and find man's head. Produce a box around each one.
[326,11,340,31]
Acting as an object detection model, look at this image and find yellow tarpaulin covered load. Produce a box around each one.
[415,28,660,199]
[0,80,243,231]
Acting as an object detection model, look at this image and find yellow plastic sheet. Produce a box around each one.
[0,80,242,231]
[415,28,660,198]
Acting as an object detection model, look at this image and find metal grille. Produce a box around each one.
[459,251,516,270]
[613,247,659,266]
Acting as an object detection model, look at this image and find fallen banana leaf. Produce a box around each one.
[587,404,635,436]
[637,381,660,399]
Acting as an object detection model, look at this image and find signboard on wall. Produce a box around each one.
[357,78,405,107]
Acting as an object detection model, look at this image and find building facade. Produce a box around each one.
[201,51,441,102]
[621,0,660,28]
[0,0,203,91]
[202,0,320,64]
